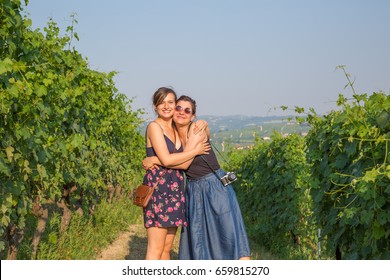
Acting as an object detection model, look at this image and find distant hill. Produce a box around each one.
[139,115,310,149]
[199,115,297,132]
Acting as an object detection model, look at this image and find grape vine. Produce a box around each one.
[229,67,389,259]
[1,0,145,259]
[306,88,390,259]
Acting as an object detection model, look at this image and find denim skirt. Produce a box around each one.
[178,169,250,260]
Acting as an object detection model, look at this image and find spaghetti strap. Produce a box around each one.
[148,121,181,149]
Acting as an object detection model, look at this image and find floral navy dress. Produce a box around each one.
[143,135,187,228]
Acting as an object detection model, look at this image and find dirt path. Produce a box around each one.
[96,224,180,260]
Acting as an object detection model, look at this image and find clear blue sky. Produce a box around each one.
[23,0,390,118]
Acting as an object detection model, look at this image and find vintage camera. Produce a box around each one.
[220,172,237,186]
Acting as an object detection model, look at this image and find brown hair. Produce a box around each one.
[177,95,197,115]
[152,87,177,107]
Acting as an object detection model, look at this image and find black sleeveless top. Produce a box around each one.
[146,135,183,157]
[185,143,220,179]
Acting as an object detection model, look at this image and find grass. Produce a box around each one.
[17,196,142,260]
[249,240,277,260]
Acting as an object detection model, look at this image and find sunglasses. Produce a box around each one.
[175,105,192,114]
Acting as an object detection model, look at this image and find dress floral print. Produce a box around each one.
[143,135,187,228]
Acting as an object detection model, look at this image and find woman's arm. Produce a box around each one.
[193,119,208,135]
[176,124,208,169]
[146,122,209,168]
[143,122,209,170]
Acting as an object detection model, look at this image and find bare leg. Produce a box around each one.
[145,227,168,260]
[239,256,251,260]
[161,227,178,260]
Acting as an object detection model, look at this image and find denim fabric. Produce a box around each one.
[179,169,250,260]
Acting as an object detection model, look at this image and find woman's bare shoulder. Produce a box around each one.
[147,121,162,132]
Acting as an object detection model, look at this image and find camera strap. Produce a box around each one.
[200,140,234,179]
[209,141,235,171]
[188,122,234,179]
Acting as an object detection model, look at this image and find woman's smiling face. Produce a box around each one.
[155,92,176,119]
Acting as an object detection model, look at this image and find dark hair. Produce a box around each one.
[177,95,196,115]
[153,87,177,107]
